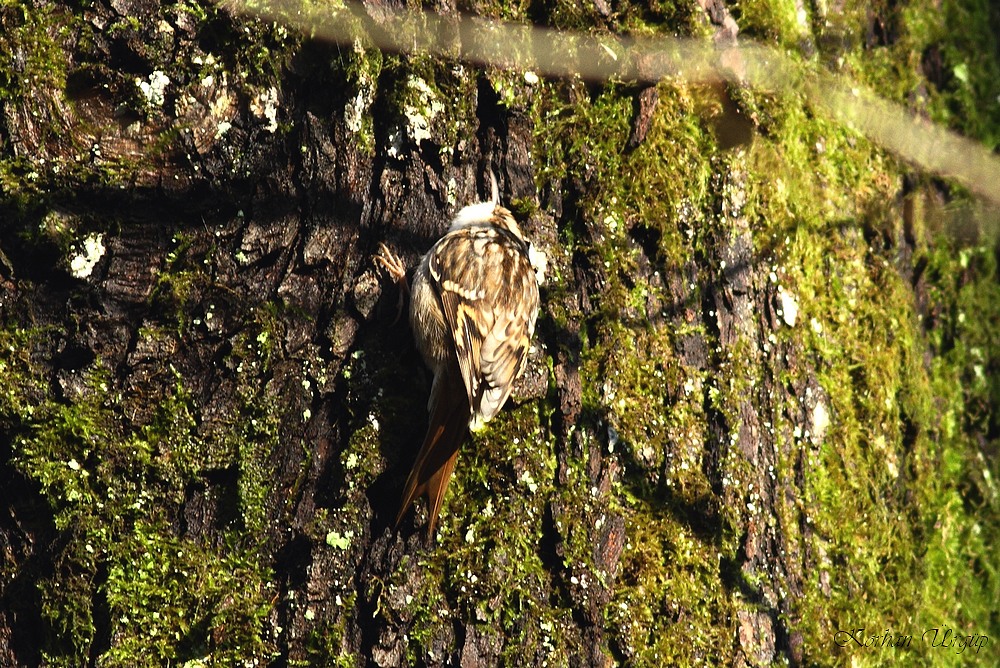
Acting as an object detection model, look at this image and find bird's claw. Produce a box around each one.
[374,243,407,284]
[373,243,409,325]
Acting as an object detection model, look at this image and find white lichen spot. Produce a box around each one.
[137,70,170,107]
[465,525,475,543]
[344,46,375,134]
[345,89,368,133]
[810,317,823,334]
[345,452,359,469]
[519,470,538,493]
[215,120,231,138]
[67,458,81,471]
[777,287,799,327]
[528,243,548,286]
[523,70,539,85]
[69,233,105,279]
[302,408,312,421]
[304,608,315,621]
[386,127,405,159]
[403,76,444,145]
[811,401,830,442]
[251,87,280,133]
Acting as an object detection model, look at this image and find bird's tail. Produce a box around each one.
[395,373,469,536]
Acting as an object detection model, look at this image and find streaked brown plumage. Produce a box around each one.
[395,197,540,536]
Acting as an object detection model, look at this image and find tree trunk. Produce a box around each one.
[1,0,997,666]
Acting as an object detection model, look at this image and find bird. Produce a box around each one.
[381,179,542,537]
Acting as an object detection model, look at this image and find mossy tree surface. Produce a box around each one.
[0,0,997,666]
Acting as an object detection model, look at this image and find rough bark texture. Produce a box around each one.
[1,0,998,667]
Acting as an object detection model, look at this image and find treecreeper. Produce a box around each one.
[377,179,545,537]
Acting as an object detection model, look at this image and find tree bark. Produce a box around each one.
[1,0,998,667]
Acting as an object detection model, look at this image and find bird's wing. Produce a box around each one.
[476,245,539,422]
[429,226,539,423]
[427,228,489,410]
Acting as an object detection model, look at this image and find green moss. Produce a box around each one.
[379,54,480,167]
[0,1,69,102]
[736,0,813,47]
[536,80,717,268]
[0,0,300,206]
[607,509,733,663]
[383,401,563,663]
[528,71,745,662]
[201,6,299,86]
[913,241,1000,631]
[778,229,916,657]
[919,0,1000,146]
[301,589,360,667]
[722,7,999,657]
[844,0,1000,147]
[772,227,1000,664]
[515,0,999,661]
[102,522,274,666]
[340,41,384,153]
[0,312,279,663]
[340,416,384,495]
[0,1,73,201]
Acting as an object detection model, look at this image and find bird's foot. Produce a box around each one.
[373,243,409,325]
